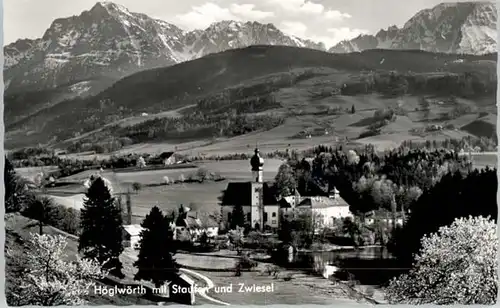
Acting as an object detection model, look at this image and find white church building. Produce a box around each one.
[220,148,279,230]
[220,148,353,231]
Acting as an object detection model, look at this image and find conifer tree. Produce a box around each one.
[79,177,124,278]
[5,157,25,213]
[134,206,178,287]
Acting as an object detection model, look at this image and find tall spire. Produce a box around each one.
[250,147,264,183]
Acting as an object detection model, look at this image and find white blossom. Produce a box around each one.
[385,216,498,305]
[15,233,108,305]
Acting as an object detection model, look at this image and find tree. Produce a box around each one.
[136,156,146,168]
[274,163,296,197]
[134,206,178,287]
[5,157,27,213]
[132,182,142,194]
[385,216,497,305]
[22,195,58,235]
[199,231,209,247]
[391,169,497,265]
[196,167,208,182]
[79,177,124,278]
[228,227,244,254]
[230,205,245,230]
[7,233,107,306]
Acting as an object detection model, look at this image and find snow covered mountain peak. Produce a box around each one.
[329,1,497,55]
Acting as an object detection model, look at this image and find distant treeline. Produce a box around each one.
[10,134,496,172]
[64,112,285,154]
[341,71,496,98]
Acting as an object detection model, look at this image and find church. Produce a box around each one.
[220,148,353,231]
[220,148,279,231]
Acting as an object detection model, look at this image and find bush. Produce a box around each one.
[358,129,381,139]
[237,256,258,271]
[385,216,497,304]
[52,205,80,235]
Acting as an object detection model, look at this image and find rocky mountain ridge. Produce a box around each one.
[4,1,324,93]
[329,1,497,54]
[4,1,497,96]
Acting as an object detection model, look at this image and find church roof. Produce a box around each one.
[280,194,349,209]
[122,224,144,237]
[221,182,278,206]
[296,196,349,209]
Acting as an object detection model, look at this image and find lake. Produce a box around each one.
[296,246,404,286]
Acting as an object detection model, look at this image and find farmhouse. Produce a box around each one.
[160,152,176,165]
[122,224,144,249]
[220,148,279,230]
[174,210,219,241]
[279,187,353,227]
[364,209,404,226]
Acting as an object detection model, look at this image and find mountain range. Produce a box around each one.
[329,1,497,54]
[4,1,497,95]
[3,1,497,152]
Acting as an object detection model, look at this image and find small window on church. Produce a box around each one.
[264,212,268,222]
[272,212,276,217]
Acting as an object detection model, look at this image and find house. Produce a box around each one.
[220,148,279,230]
[364,210,404,226]
[122,224,144,249]
[160,152,176,165]
[279,187,352,228]
[174,210,219,241]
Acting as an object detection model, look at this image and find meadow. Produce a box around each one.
[31,159,284,223]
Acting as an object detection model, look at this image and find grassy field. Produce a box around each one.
[101,89,495,157]
[15,165,59,181]
[468,152,497,169]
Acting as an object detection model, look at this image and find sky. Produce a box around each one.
[3,0,486,48]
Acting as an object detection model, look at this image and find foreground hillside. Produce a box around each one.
[6,46,497,153]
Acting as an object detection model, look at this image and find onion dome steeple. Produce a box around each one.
[250,148,264,171]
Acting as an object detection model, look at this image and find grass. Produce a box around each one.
[15,165,60,181]
[42,159,285,222]
[128,183,225,222]
[470,152,497,169]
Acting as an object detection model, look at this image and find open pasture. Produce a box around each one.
[15,165,59,181]
[128,182,226,223]
[470,152,497,169]
[44,194,85,210]
[109,159,284,186]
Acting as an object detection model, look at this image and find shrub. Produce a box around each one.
[237,256,258,271]
[7,233,107,305]
[385,216,497,305]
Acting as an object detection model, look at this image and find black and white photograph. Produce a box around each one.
[3,0,498,305]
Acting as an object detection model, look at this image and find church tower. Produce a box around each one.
[250,148,264,183]
[250,148,265,230]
